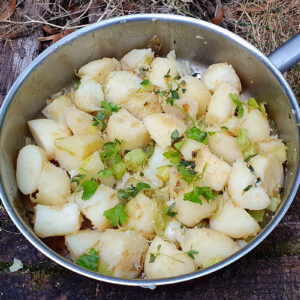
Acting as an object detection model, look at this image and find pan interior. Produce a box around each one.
[0,16,298,283]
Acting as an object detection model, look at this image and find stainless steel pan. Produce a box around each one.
[0,14,299,288]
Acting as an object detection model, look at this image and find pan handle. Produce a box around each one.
[268,32,300,73]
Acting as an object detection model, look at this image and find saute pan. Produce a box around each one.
[0,14,299,287]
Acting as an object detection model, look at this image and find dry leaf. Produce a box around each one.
[211,5,224,25]
[43,26,60,35]
[38,30,74,44]
[0,0,16,20]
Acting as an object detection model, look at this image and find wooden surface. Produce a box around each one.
[0,22,299,300]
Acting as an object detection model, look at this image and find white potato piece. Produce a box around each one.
[228,160,270,209]
[161,97,198,122]
[143,145,169,189]
[36,162,70,205]
[180,228,239,267]
[99,229,149,279]
[210,200,260,238]
[79,151,104,178]
[167,50,191,76]
[74,77,104,112]
[123,92,162,120]
[124,193,155,238]
[64,106,97,135]
[149,57,178,90]
[74,184,120,231]
[121,48,154,71]
[195,146,231,191]
[202,62,241,93]
[65,230,102,259]
[242,109,270,142]
[105,71,141,105]
[249,154,284,196]
[54,149,82,172]
[258,139,287,163]
[180,139,203,161]
[34,203,82,238]
[144,237,196,279]
[178,75,211,115]
[28,119,70,157]
[107,109,150,150]
[175,187,217,227]
[220,116,241,136]
[206,83,237,125]
[55,133,103,160]
[164,219,186,244]
[208,131,243,164]
[78,58,120,84]
[16,145,47,195]
[144,113,187,150]
[42,94,73,122]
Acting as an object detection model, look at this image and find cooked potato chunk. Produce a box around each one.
[79,151,104,178]
[210,200,260,238]
[206,83,237,125]
[178,75,211,115]
[55,133,103,160]
[98,229,149,279]
[220,116,241,136]
[74,184,120,231]
[208,131,243,164]
[42,94,73,122]
[242,109,270,142]
[16,145,47,195]
[107,109,150,150]
[65,230,102,259]
[257,139,287,163]
[143,145,169,188]
[149,57,178,89]
[161,97,198,122]
[34,203,82,238]
[64,106,97,135]
[175,187,217,227]
[144,113,187,150]
[180,228,239,267]
[124,193,155,238]
[202,62,241,93]
[73,77,104,112]
[78,58,120,84]
[195,146,231,191]
[121,48,154,71]
[249,154,283,196]
[28,119,70,157]
[54,149,82,172]
[105,71,141,105]
[164,219,186,243]
[180,139,203,161]
[36,162,70,205]
[228,160,270,209]
[123,92,162,120]
[144,237,196,279]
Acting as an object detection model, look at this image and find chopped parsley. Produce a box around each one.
[80,178,98,200]
[77,248,99,271]
[117,182,151,202]
[98,168,113,179]
[103,203,127,227]
[186,250,199,260]
[183,186,214,205]
[171,129,180,141]
[248,98,260,110]
[177,165,197,184]
[186,126,208,144]
[163,150,181,165]
[149,244,161,263]
[93,101,121,130]
[243,185,252,192]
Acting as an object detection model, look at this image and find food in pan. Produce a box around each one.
[16,47,286,279]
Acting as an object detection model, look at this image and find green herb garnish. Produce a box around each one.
[81,178,98,200]
[186,127,208,144]
[77,248,99,271]
[186,250,199,260]
[163,150,181,165]
[103,203,127,227]
[140,79,154,91]
[183,186,214,205]
[149,244,162,263]
[166,203,178,217]
[117,182,151,202]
